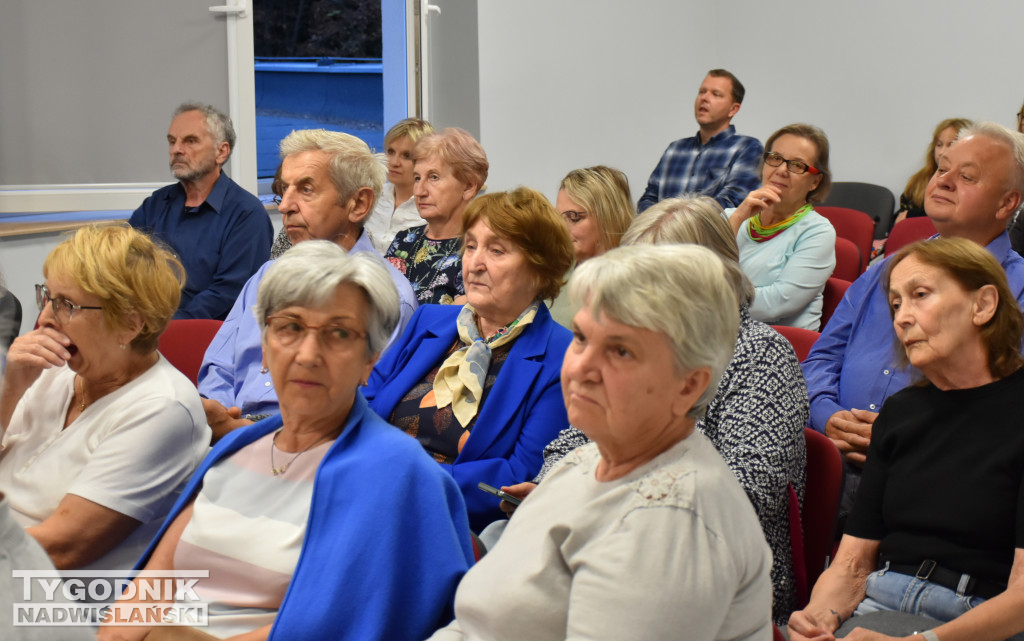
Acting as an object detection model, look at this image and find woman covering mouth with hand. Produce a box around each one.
[726,123,836,331]
[0,224,209,574]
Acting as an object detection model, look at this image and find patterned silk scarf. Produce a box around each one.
[747,203,814,243]
[433,300,540,427]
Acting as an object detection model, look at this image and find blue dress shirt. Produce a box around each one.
[637,125,764,212]
[197,231,418,417]
[802,232,1024,432]
[129,172,273,320]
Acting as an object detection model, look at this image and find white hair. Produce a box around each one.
[255,240,400,357]
[569,244,738,418]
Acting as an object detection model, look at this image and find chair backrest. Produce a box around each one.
[771,325,820,362]
[158,318,224,385]
[822,181,896,239]
[820,277,851,332]
[833,236,861,282]
[884,216,938,257]
[801,428,844,595]
[816,206,875,274]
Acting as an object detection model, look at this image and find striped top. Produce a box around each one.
[173,429,332,638]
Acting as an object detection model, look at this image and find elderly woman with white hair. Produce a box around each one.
[100,241,474,641]
[500,196,808,624]
[428,244,773,641]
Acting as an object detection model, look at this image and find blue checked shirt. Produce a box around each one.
[637,125,764,212]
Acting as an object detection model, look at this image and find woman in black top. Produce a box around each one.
[790,238,1024,641]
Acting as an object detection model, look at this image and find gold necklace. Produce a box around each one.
[76,376,88,412]
[270,429,333,476]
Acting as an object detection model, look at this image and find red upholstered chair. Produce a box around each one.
[821,181,896,239]
[817,206,875,274]
[158,318,223,385]
[884,217,938,257]
[771,325,820,363]
[820,278,851,332]
[832,237,861,282]
[797,428,844,605]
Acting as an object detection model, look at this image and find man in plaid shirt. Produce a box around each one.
[637,69,763,212]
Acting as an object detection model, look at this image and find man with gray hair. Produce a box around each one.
[129,102,272,320]
[803,122,1024,511]
[198,129,417,440]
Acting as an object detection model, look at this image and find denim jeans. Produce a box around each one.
[853,563,1024,641]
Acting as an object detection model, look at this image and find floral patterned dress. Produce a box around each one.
[386,224,464,304]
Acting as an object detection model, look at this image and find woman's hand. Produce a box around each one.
[1,327,73,429]
[825,409,877,467]
[5,327,72,381]
[787,609,837,641]
[842,630,906,640]
[727,185,783,233]
[498,482,536,515]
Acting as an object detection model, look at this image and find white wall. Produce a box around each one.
[477,0,1023,204]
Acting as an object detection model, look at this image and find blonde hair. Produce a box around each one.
[44,224,184,352]
[902,118,972,210]
[384,118,435,148]
[560,166,635,256]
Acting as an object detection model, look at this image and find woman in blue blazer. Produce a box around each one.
[367,187,574,530]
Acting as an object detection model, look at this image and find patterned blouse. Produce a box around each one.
[535,306,808,624]
[389,341,512,463]
[385,225,463,305]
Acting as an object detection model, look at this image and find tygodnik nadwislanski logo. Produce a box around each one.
[12,570,209,628]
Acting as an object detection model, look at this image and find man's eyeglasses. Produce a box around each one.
[265,315,367,352]
[35,284,103,322]
[763,151,821,175]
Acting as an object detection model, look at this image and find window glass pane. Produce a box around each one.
[253,0,384,179]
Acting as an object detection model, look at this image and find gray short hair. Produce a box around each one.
[622,195,754,307]
[255,240,400,357]
[959,121,1024,193]
[569,244,738,419]
[280,129,387,215]
[174,102,236,159]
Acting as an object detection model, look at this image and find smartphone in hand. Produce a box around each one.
[477,482,523,506]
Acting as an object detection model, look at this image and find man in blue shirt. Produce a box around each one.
[130,102,272,320]
[637,69,763,212]
[198,129,417,441]
[803,122,1024,508]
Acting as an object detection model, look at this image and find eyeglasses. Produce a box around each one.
[561,210,588,224]
[265,315,367,352]
[763,151,821,175]
[35,284,103,322]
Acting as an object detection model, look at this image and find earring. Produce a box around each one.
[119,344,127,351]
[261,367,268,374]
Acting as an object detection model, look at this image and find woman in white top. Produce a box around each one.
[428,244,773,641]
[364,117,436,253]
[727,123,837,330]
[0,224,210,572]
